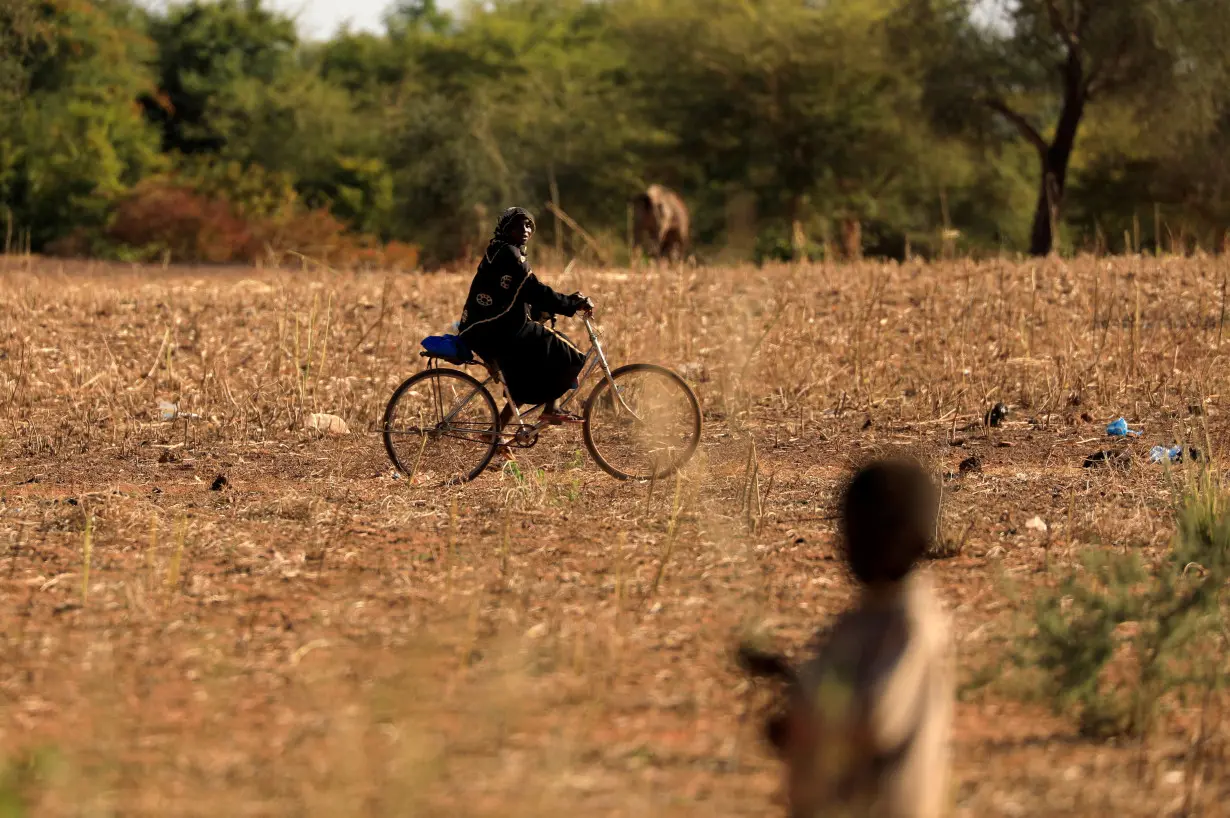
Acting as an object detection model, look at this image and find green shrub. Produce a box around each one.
[752,224,825,265]
[1014,465,1230,737]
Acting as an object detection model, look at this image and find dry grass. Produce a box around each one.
[0,253,1228,816]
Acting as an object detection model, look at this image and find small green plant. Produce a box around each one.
[927,477,971,561]
[752,224,825,265]
[1012,466,1230,737]
[0,747,58,818]
[501,460,548,511]
[0,773,24,818]
[558,474,582,504]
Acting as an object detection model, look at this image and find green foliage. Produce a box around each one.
[1,0,162,248]
[384,91,510,264]
[1017,466,1230,737]
[907,0,1230,254]
[0,747,59,817]
[622,0,934,228]
[0,0,40,105]
[142,0,299,156]
[752,225,824,266]
[991,0,1230,118]
[300,156,395,237]
[1067,85,1230,252]
[143,0,362,205]
[174,155,299,221]
[399,0,661,257]
[317,30,407,99]
[3,0,1229,262]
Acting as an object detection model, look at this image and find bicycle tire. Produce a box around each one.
[582,363,702,481]
[382,367,499,483]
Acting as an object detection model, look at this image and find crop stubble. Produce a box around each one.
[0,254,1227,816]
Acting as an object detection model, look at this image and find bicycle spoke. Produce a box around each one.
[584,365,700,481]
[383,369,498,483]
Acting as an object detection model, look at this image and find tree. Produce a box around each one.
[298,155,395,237]
[1063,91,1230,254]
[0,0,162,249]
[143,0,367,229]
[0,0,39,105]
[142,0,299,156]
[367,0,657,263]
[457,0,657,247]
[384,91,509,264]
[316,30,406,100]
[384,0,452,36]
[965,0,1230,255]
[618,0,947,255]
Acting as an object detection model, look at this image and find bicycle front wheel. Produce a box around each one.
[382,368,499,483]
[582,364,701,481]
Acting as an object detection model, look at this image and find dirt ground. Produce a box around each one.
[1,254,1228,816]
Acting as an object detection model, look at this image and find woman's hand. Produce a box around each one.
[572,293,595,314]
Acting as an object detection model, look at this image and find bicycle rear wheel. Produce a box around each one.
[582,363,701,481]
[382,368,499,483]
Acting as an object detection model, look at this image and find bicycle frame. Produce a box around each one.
[432,314,640,440]
[556,316,635,415]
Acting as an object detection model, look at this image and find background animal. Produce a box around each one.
[631,184,690,262]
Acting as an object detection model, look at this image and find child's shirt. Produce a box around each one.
[790,571,953,818]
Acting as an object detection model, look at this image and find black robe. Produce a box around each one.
[457,241,586,406]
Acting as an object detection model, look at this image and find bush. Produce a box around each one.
[376,240,420,271]
[255,207,350,265]
[255,212,419,270]
[752,224,825,265]
[46,175,420,270]
[1011,464,1230,738]
[105,180,256,263]
[174,157,300,223]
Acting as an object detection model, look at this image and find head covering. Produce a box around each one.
[493,207,536,247]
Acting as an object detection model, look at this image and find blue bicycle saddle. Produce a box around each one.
[420,334,474,363]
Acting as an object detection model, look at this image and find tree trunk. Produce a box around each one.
[791,219,807,261]
[1028,170,1059,257]
[842,217,862,261]
[1028,53,1086,257]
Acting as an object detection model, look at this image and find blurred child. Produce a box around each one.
[738,458,954,818]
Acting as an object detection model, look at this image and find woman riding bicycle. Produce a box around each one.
[457,207,593,433]
[382,211,700,482]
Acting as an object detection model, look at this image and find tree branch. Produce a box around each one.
[1044,0,1076,48]
[1085,31,1133,99]
[1073,0,1091,39]
[869,167,901,198]
[984,97,1049,156]
[1045,0,1088,97]
[544,201,611,267]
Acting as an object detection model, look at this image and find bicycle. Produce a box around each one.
[381,308,702,484]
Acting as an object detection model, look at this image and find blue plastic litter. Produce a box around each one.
[1106,417,1141,438]
[420,334,473,362]
[1149,445,1183,464]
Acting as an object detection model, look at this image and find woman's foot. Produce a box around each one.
[539,408,583,425]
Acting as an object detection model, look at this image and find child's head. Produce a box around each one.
[838,458,937,585]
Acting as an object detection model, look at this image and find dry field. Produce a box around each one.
[1,253,1228,817]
